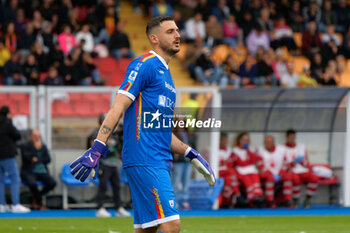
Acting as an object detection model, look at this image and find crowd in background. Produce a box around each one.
[149,0,350,88]
[0,0,134,86]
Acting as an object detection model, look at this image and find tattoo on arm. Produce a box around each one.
[100,125,111,135]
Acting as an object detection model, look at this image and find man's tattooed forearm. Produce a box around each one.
[100,125,111,134]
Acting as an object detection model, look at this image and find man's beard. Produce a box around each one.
[159,41,180,56]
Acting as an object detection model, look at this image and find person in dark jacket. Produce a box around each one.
[108,21,135,60]
[87,114,130,217]
[20,129,56,210]
[3,53,27,85]
[0,106,30,213]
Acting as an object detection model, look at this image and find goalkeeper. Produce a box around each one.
[70,16,215,233]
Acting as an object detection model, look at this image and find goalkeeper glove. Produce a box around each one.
[185,147,216,186]
[70,140,109,182]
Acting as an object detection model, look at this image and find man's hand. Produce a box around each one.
[294,155,305,164]
[70,140,109,182]
[185,148,216,186]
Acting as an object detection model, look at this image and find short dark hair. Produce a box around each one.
[286,129,296,136]
[0,105,9,116]
[146,16,174,38]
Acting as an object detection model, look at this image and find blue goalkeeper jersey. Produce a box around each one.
[118,51,176,168]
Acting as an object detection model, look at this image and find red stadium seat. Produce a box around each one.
[53,101,74,117]
[73,101,94,116]
[100,93,111,102]
[0,93,8,104]
[68,93,82,101]
[91,99,110,115]
[8,93,28,102]
[17,100,30,115]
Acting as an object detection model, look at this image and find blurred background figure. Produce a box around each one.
[20,129,57,210]
[172,117,192,210]
[0,106,30,213]
[87,114,130,218]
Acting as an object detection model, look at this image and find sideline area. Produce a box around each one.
[0,205,350,219]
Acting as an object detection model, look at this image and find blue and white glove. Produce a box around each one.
[70,140,110,182]
[294,155,305,164]
[185,147,216,186]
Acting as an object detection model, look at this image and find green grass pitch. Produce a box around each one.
[0,216,349,233]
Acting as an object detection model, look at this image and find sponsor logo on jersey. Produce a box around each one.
[165,81,176,94]
[158,95,175,110]
[128,70,138,82]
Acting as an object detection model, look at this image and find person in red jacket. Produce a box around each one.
[284,129,319,208]
[256,135,293,208]
[228,132,262,206]
[218,133,240,208]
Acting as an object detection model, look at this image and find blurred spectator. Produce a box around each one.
[44,66,64,86]
[93,40,109,58]
[281,62,299,88]
[0,40,11,72]
[56,0,73,30]
[17,22,36,52]
[302,0,321,24]
[172,117,192,210]
[228,132,263,207]
[173,10,185,38]
[319,66,337,86]
[184,37,204,75]
[223,14,240,48]
[59,56,75,85]
[195,0,211,22]
[42,23,56,52]
[174,0,194,22]
[48,43,65,70]
[0,106,30,213]
[20,129,57,210]
[3,0,19,26]
[212,0,230,23]
[228,0,244,25]
[40,0,55,22]
[246,25,270,56]
[241,11,256,38]
[238,55,258,87]
[256,51,278,87]
[321,25,340,47]
[321,39,339,66]
[335,0,350,33]
[342,26,350,58]
[31,10,46,32]
[248,0,261,21]
[100,5,119,42]
[185,12,206,43]
[319,0,337,32]
[57,25,76,56]
[152,0,173,17]
[221,54,240,88]
[194,47,223,86]
[257,8,273,32]
[31,41,49,72]
[75,24,94,53]
[288,1,305,32]
[4,22,17,53]
[87,114,130,218]
[14,8,26,35]
[298,65,318,87]
[310,53,323,81]
[206,15,224,47]
[3,53,26,85]
[74,52,103,86]
[218,133,240,208]
[271,17,297,53]
[109,21,135,60]
[23,54,40,86]
[301,21,322,58]
[273,49,288,80]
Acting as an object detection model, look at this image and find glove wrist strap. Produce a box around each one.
[92,139,109,157]
[184,147,192,157]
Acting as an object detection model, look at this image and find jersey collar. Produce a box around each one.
[150,50,169,70]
